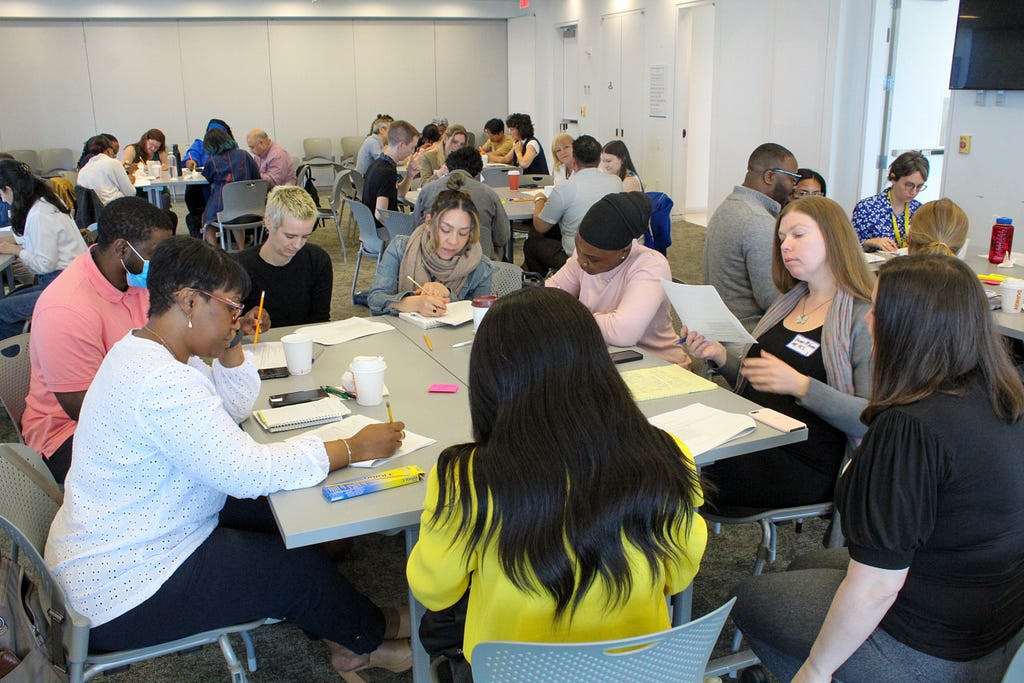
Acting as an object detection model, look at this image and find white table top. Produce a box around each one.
[134,171,209,190]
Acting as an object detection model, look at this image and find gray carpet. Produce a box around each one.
[0,204,822,682]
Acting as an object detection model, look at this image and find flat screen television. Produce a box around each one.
[950,0,1024,90]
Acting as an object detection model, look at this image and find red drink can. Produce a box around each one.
[989,217,1014,264]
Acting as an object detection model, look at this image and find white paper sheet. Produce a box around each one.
[289,414,436,467]
[294,317,394,346]
[660,279,756,344]
[648,403,756,456]
[245,342,286,369]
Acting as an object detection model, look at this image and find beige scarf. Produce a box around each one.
[398,223,482,296]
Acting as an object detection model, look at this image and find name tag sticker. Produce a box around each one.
[786,334,820,357]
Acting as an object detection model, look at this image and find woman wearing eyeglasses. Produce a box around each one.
[852,152,929,253]
[45,236,413,679]
[792,168,827,201]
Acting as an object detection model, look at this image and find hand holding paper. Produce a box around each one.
[661,279,756,344]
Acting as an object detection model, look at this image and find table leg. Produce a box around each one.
[404,524,430,683]
[146,186,168,209]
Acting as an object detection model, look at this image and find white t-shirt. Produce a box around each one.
[16,198,87,275]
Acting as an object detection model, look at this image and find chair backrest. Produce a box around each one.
[489,260,523,297]
[6,149,40,172]
[74,185,103,231]
[340,136,364,163]
[481,166,518,188]
[519,174,552,188]
[0,333,32,440]
[39,148,75,175]
[378,209,417,239]
[1003,634,1024,683]
[344,198,384,254]
[472,598,735,683]
[349,168,365,198]
[302,137,334,162]
[218,179,268,223]
[0,444,63,552]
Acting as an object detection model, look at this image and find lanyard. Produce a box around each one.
[888,189,909,248]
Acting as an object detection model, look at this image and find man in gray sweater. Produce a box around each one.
[703,143,799,331]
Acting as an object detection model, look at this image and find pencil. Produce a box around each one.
[386,400,394,423]
[424,334,434,351]
[252,290,266,345]
[407,275,427,292]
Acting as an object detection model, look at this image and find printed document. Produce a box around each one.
[661,279,756,344]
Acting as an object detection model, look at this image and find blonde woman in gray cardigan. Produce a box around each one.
[686,196,875,510]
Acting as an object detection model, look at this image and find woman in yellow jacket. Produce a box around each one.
[407,287,708,676]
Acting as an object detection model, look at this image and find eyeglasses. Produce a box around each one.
[770,168,803,182]
[792,189,825,198]
[197,289,244,322]
[901,181,927,193]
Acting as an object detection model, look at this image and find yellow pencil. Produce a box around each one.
[252,290,265,345]
[386,401,394,423]
[424,334,434,351]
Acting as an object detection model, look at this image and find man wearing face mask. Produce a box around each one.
[22,198,176,483]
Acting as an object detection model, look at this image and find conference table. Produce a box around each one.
[247,317,807,682]
[134,170,208,207]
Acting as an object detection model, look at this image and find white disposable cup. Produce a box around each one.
[147,160,161,179]
[350,356,387,406]
[281,333,314,375]
[1000,279,1024,313]
[472,295,498,332]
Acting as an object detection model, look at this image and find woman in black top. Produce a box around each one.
[731,255,1024,683]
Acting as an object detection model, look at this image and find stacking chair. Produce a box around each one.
[0,444,275,683]
[345,199,385,305]
[489,261,524,297]
[0,333,32,442]
[324,170,349,262]
[378,208,417,239]
[208,180,269,252]
[339,136,364,167]
[6,149,40,173]
[39,148,75,176]
[302,137,334,165]
[519,173,551,188]
[472,598,735,683]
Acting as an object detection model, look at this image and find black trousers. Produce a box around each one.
[88,497,385,654]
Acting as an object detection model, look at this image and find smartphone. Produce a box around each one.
[610,349,644,364]
[258,366,290,380]
[268,389,328,408]
[749,408,807,433]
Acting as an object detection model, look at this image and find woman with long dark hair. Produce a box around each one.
[601,140,643,192]
[731,255,1024,682]
[408,287,707,671]
[0,159,87,338]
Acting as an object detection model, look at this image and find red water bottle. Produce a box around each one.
[989,217,1014,264]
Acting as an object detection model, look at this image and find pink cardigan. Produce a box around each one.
[546,241,690,365]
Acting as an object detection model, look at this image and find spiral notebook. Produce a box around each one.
[252,397,350,433]
[398,300,474,329]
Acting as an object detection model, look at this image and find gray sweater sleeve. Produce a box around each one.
[745,221,781,313]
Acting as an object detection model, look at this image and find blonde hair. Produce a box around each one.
[907,198,968,256]
[265,185,317,230]
[772,196,875,301]
[551,133,574,170]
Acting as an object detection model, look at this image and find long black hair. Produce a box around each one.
[432,287,702,619]
[0,159,70,236]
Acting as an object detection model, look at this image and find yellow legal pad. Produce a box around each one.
[620,364,717,401]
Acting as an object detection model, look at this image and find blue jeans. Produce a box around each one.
[0,270,59,340]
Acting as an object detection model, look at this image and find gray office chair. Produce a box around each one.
[209,180,269,252]
[345,199,386,305]
[323,170,351,262]
[1003,636,1024,683]
[6,149,40,173]
[39,148,75,176]
[489,260,523,297]
[471,598,735,683]
[0,444,274,683]
[339,136,364,167]
[378,208,417,239]
[0,333,32,442]
[301,137,334,164]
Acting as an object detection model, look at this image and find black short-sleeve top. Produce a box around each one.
[836,384,1024,661]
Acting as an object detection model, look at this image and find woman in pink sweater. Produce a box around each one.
[546,192,689,366]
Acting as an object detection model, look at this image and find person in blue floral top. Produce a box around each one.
[851,152,929,252]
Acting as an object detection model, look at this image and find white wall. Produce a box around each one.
[0,17,508,159]
[942,90,1024,250]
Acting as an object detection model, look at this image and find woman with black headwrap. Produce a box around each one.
[545,192,690,366]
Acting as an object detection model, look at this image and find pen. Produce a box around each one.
[321,385,355,400]
[386,400,394,423]
[424,334,434,351]
[253,290,265,345]
[452,340,473,348]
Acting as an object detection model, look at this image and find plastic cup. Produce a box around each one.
[281,333,313,375]
[1000,279,1024,313]
[350,356,387,406]
[508,169,520,190]
[147,160,161,179]
[472,295,498,331]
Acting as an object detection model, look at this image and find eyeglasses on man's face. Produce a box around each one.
[770,168,802,185]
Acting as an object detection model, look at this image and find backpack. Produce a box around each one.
[298,165,320,208]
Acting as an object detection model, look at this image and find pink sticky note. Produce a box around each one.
[428,383,459,393]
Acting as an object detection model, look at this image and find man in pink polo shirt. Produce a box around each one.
[22,197,174,483]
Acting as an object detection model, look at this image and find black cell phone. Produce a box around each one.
[610,350,644,364]
[258,366,289,380]
[268,389,328,408]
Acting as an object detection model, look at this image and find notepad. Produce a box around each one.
[620,364,717,401]
[253,397,350,433]
[399,300,474,329]
[294,317,394,346]
[648,403,756,456]
[245,341,286,370]
[290,414,436,467]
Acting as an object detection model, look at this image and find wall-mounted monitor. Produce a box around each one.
[950,0,1024,90]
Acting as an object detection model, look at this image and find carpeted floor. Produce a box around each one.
[0,202,825,682]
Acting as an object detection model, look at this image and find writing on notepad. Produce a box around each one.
[620,365,716,401]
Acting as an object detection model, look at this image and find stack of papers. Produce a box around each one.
[290,414,436,467]
[620,365,717,401]
[294,317,394,345]
[648,403,756,456]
